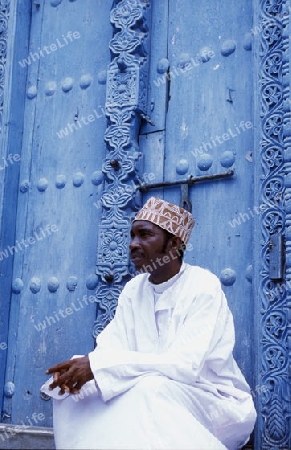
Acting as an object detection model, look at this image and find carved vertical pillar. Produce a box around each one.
[256,0,291,448]
[0,1,10,130]
[93,0,150,336]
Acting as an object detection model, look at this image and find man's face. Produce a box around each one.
[129,220,171,271]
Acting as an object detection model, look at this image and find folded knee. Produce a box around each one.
[130,375,168,396]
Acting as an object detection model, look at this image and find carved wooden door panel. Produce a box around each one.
[0,0,112,428]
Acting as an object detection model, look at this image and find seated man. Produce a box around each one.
[43,197,256,450]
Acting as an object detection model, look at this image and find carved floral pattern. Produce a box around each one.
[264,311,286,339]
[94,0,150,337]
[110,30,142,54]
[262,279,286,308]
[102,155,138,182]
[0,1,9,131]
[263,346,286,371]
[110,0,144,29]
[263,145,283,171]
[97,226,130,266]
[258,0,290,448]
[264,0,282,16]
[101,184,135,211]
[0,13,7,33]
[264,53,282,78]
[107,70,139,107]
[264,177,284,205]
[264,114,283,140]
[104,124,131,150]
[262,23,282,47]
[92,285,123,334]
[263,84,282,109]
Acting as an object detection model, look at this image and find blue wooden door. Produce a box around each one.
[141,0,255,389]
[0,0,112,428]
[1,1,290,448]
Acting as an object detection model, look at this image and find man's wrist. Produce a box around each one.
[87,352,100,394]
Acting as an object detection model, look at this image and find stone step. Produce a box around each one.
[0,424,54,450]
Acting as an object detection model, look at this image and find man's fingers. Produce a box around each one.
[46,366,61,374]
[45,356,93,392]
[49,372,72,390]
[49,380,58,390]
[59,384,70,395]
[70,388,80,394]
[71,380,84,394]
[53,372,60,382]
[46,360,72,374]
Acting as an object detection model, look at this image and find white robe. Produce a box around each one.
[42,263,256,450]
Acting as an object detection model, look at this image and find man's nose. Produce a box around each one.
[129,236,140,250]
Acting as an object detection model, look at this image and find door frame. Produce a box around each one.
[0,0,31,415]
[253,1,291,448]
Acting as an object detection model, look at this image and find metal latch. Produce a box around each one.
[269,232,285,281]
[136,169,235,212]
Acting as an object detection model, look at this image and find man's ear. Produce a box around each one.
[169,236,182,250]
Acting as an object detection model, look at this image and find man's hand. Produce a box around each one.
[46,355,94,394]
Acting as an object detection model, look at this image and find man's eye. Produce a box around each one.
[140,231,150,237]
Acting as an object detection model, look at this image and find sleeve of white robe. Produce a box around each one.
[88,274,235,402]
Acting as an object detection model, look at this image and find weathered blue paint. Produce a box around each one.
[180,0,253,380]
[0,0,32,419]
[142,0,255,388]
[0,0,290,448]
[1,0,112,428]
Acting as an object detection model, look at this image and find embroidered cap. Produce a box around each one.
[134,197,195,244]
